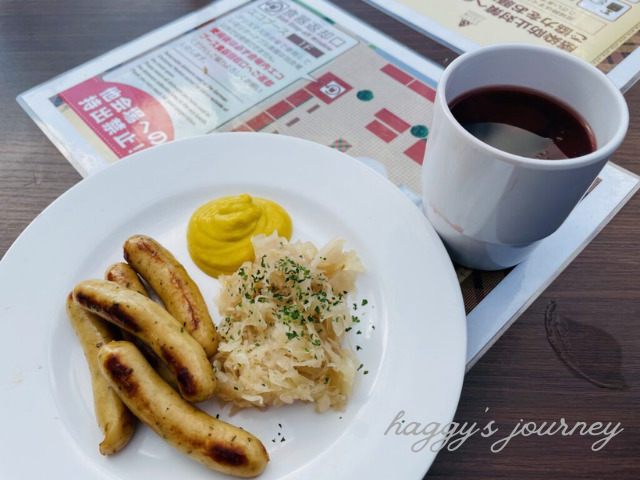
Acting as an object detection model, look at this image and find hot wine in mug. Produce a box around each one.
[449,86,596,160]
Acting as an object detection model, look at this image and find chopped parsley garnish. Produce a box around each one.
[216,237,367,410]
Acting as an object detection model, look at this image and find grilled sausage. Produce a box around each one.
[123,234,220,358]
[99,341,269,477]
[105,262,177,389]
[72,279,216,403]
[65,293,135,455]
[105,262,148,296]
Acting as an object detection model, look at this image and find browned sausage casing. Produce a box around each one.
[123,234,220,358]
[105,262,177,388]
[65,293,135,455]
[72,279,216,403]
[99,341,269,478]
[105,262,148,296]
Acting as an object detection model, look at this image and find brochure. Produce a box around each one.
[366,0,640,91]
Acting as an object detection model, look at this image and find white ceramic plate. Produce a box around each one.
[0,133,466,479]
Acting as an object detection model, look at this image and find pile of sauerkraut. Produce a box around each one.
[212,233,363,412]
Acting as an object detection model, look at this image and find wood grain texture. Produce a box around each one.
[1,1,638,478]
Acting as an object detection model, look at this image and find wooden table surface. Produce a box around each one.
[1,1,638,478]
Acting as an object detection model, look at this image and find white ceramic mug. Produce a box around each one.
[421,44,629,270]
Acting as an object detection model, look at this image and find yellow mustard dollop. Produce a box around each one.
[187,194,292,277]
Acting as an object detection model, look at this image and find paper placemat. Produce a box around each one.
[17,0,640,368]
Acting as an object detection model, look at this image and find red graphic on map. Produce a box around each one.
[306,72,352,104]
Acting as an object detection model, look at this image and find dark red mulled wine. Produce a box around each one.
[448,86,596,160]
